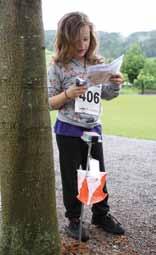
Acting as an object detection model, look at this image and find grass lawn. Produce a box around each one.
[50,95,156,141]
[101,95,156,140]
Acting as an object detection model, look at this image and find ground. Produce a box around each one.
[53,135,156,255]
[0,135,155,254]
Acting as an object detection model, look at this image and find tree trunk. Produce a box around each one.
[0,1,60,254]
[141,82,145,94]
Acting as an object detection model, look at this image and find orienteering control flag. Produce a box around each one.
[77,159,107,205]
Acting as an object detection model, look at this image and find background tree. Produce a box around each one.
[121,43,145,83]
[45,30,56,52]
[134,58,156,93]
[0,1,60,254]
[98,32,124,60]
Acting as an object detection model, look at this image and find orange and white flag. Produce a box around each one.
[77,159,107,205]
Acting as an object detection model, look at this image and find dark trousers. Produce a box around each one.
[56,135,110,219]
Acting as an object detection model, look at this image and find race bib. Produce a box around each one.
[75,85,101,116]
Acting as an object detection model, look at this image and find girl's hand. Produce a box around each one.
[65,84,87,99]
[109,73,124,86]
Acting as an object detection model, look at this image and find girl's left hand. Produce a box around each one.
[109,73,124,86]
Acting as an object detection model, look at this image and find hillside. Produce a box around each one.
[44,30,156,59]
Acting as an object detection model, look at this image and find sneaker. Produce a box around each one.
[65,218,89,242]
[91,213,125,235]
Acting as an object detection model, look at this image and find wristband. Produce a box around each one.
[64,90,71,99]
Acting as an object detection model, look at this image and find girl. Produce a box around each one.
[48,12,124,242]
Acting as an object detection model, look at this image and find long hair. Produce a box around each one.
[53,12,103,65]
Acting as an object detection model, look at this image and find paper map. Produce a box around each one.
[86,55,124,85]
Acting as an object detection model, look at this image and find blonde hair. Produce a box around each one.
[53,12,103,65]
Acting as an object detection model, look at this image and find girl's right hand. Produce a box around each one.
[65,84,87,99]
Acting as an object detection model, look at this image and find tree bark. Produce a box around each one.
[0,1,60,254]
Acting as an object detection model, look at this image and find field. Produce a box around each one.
[101,95,156,140]
[50,95,156,140]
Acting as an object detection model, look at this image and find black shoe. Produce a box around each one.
[65,218,89,242]
[91,213,125,235]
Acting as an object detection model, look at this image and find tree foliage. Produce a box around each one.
[121,43,145,83]
[134,58,156,90]
[97,32,124,60]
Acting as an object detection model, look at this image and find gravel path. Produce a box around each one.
[54,135,156,255]
[0,135,156,254]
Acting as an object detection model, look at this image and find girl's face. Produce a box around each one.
[72,25,90,62]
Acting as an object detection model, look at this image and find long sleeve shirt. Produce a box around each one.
[48,59,120,129]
